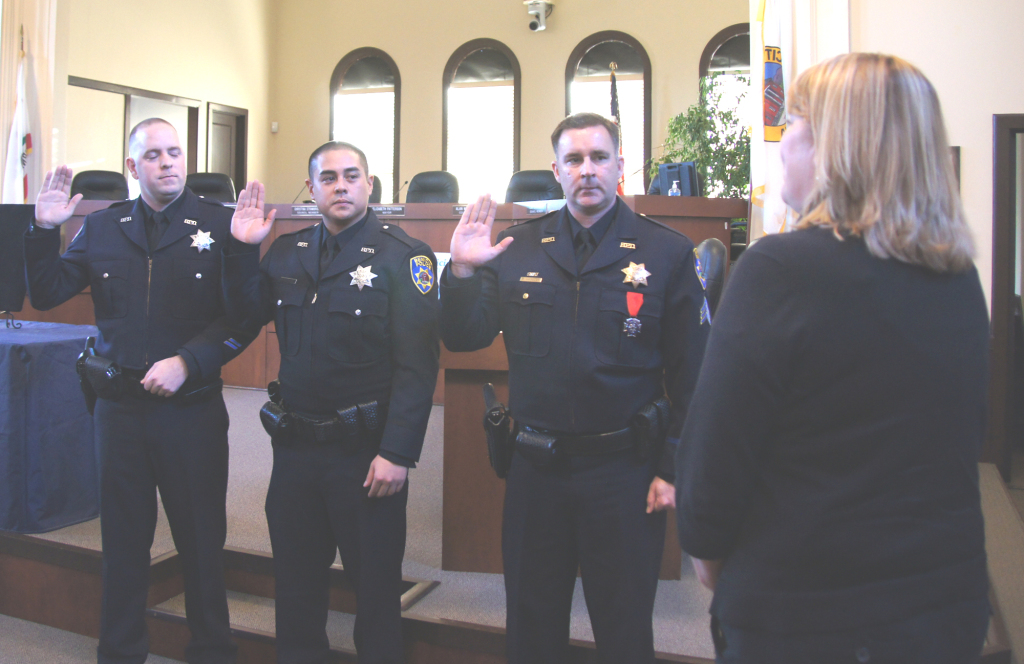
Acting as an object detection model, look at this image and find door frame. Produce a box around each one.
[206,102,248,187]
[989,114,1024,479]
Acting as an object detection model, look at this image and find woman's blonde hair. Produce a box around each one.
[789,53,973,272]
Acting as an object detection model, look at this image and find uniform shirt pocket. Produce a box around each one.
[89,259,130,319]
[594,288,664,368]
[273,281,306,357]
[172,258,221,321]
[501,282,556,358]
[326,288,389,365]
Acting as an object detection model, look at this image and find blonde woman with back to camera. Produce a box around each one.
[676,53,990,664]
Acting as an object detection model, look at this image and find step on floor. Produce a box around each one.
[0,613,184,664]
[155,590,357,653]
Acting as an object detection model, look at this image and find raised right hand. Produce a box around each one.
[231,180,277,245]
[34,165,83,229]
[449,194,513,278]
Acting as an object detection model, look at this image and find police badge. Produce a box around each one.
[410,255,434,295]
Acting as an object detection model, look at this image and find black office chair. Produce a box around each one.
[406,171,458,203]
[505,170,563,203]
[186,173,237,203]
[70,170,129,201]
[369,175,382,204]
[694,237,727,318]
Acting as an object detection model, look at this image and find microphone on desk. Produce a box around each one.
[291,183,311,204]
[396,180,409,202]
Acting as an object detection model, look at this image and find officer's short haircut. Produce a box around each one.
[127,118,176,158]
[550,113,620,156]
[308,141,370,180]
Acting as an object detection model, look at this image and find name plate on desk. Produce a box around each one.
[453,205,467,216]
[291,205,320,216]
[371,205,406,217]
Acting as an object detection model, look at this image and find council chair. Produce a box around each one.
[406,171,458,203]
[694,237,727,317]
[185,173,237,203]
[504,170,563,203]
[70,170,129,201]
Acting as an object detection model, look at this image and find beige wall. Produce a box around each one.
[851,0,1024,304]
[55,0,272,191]
[264,0,747,202]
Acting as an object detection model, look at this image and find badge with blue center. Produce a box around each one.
[410,255,434,295]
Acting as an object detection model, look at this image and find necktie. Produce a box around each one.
[574,228,596,272]
[319,234,337,283]
[147,211,168,253]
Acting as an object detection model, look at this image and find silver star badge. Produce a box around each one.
[190,229,215,253]
[350,265,378,291]
[621,262,651,288]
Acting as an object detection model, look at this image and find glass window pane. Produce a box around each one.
[446,84,514,202]
[333,90,395,203]
[570,78,645,195]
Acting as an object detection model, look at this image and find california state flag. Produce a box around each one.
[3,60,32,204]
[750,0,796,238]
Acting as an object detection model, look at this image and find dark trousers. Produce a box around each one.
[502,449,665,664]
[714,596,991,664]
[94,394,236,664]
[265,443,407,664]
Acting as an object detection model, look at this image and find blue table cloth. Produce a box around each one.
[0,321,100,533]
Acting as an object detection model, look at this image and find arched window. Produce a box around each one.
[330,48,401,203]
[566,32,651,194]
[699,24,752,134]
[443,39,521,202]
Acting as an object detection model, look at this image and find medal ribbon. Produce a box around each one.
[626,292,643,317]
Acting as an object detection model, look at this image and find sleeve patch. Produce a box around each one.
[410,255,435,295]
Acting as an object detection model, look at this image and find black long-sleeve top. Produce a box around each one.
[676,226,989,633]
[223,211,439,466]
[23,188,253,381]
[440,202,710,480]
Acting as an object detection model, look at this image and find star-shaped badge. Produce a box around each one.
[621,262,651,288]
[350,265,378,291]
[190,230,215,253]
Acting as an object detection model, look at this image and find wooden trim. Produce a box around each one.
[207,102,250,185]
[698,23,750,78]
[68,76,201,108]
[329,48,402,203]
[564,31,652,192]
[441,38,522,174]
[989,115,1024,480]
[187,107,199,174]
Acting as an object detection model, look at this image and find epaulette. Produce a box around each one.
[277,222,319,239]
[378,221,420,249]
[197,196,226,207]
[636,212,690,239]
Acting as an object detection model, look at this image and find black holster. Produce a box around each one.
[631,396,671,462]
[483,383,513,478]
[75,337,123,414]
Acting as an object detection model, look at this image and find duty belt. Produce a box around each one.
[119,368,223,403]
[520,424,635,456]
[259,382,386,450]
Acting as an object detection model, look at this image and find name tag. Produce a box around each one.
[120,217,131,223]
[620,242,636,249]
[361,247,375,254]
[297,242,309,247]
[184,219,198,226]
[541,237,555,243]
[520,276,542,283]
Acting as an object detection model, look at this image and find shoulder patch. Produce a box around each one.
[410,255,435,295]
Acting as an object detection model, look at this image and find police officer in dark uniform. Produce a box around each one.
[224,141,438,664]
[441,113,710,664]
[25,118,249,664]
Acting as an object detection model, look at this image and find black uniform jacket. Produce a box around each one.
[440,200,709,479]
[224,211,439,464]
[24,187,252,381]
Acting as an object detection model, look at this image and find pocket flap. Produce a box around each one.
[173,257,218,281]
[329,288,388,317]
[275,281,307,307]
[91,259,130,281]
[504,282,555,307]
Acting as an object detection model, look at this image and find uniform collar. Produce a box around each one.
[541,197,637,277]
